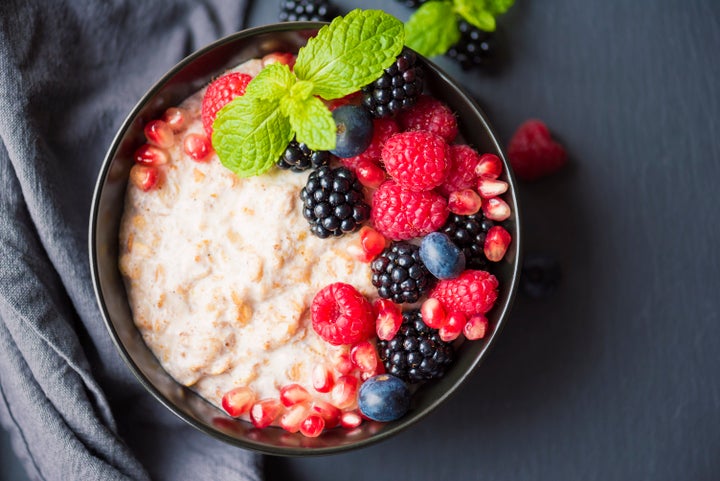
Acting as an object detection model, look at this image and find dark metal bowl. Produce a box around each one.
[89,22,522,455]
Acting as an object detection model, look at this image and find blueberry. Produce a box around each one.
[419,232,466,280]
[330,105,373,158]
[358,374,411,422]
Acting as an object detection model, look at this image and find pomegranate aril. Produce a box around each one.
[477,178,509,198]
[310,400,341,429]
[312,364,334,393]
[349,226,387,263]
[375,303,402,341]
[355,159,386,188]
[331,375,359,410]
[144,120,174,148]
[421,297,447,329]
[299,414,325,438]
[184,133,213,162]
[340,410,363,429]
[448,189,482,215]
[280,403,311,433]
[464,314,489,340]
[279,383,312,407]
[482,197,511,221]
[439,311,466,342]
[484,225,512,262]
[162,107,188,132]
[134,144,168,166]
[262,52,295,68]
[221,386,256,417]
[475,153,503,179]
[350,341,378,373]
[250,398,283,429]
[129,165,159,191]
[333,352,354,375]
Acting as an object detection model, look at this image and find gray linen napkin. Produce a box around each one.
[0,1,263,479]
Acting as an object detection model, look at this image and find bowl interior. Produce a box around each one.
[89,22,521,455]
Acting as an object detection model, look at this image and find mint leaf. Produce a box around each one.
[454,0,515,32]
[405,2,460,58]
[294,9,405,100]
[283,95,336,151]
[213,95,292,177]
[484,0,514,15]
[245,62,295,100]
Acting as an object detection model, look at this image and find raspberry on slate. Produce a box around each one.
[437,144,484,196]
[381,131,449,191]
[430,269,499,317]
[201,72,252,139]
[397,95,458,143]
[372,180,449,240]
[371,242,434,304]
[507,119,567,181]
[311,283,375,346]
[362,48,424,118]
[276,139,330,172]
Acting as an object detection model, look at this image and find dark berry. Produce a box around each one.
[330,105,374,158]
[520,254,562,299]
[377,310,454,383]
[362,48,424,118]
[300,166,369,238]
[446,21,497,70]
[278,0,335,22]
[371,242,433,304]
[358,374,410,422]
[276,139,330,172]
[440,212,495,269]
[393,0,431,8]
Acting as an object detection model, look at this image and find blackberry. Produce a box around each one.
[440,213,495,269]
[277,139,330,172]
[393,0,431,8]
[300,166,370,238]
[377,309,454,383]
[446,20,496,70]
[362,48,424,118]
[371,242,433,304]
[278,0,335,22]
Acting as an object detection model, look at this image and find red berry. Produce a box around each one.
[144,120,174,148]
[340,410,363,429]
[420,297,447,329]
[507,119,567,181]
[280,403,311,433]
[464,314,489,340]
[162,107,188,132]
[430,269,499,317]
[448,189,483,216]
[350,341,378,373]
[475,153,504,179]
[221,386,256,417]
[310,400,341,429]
[477,178,509,198]
[134,144,168,166]
[183,133,213,162]
[261,52,296,69]
[333,352,354,375]
[129,165,159,191]
[250,398,283,429]
[342,117,400,168]
[438,144,483,196]
[374,299,402,341]
[371,180,448,240]
[398,95,458,142]
[311,283,375,345]
[299,414,325,438]
[331,375,359,409]
[201,72,252,138]
[381,131,449,191]
[484,225,512,262]
[355,159,386,189]
[439,311,466,342]
[279,383,312,407]
[482,196,511,221]
[312,364,334,393]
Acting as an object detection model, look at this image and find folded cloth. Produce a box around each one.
[0,1,263,479]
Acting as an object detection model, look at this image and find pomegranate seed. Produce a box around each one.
[331,375,359,409]
[262,52,296,68]
[144,119,174,148]
[355,159,386,188]
[439,311,466,342]
[279,383,312,407]
[162,107,188,132]
[310,400,341,429]
[340,410,363,429]
[333,352,354,375]
[250,398,283,429]
[482,197,511,221]
[299,414,325,438]
[484,225,512,262]
[349,226,387,262]
[477,178,509,198]
[420,298,447,329]
[475,153,503,179]
[129,165,159,191]
[134,144,168,166]
[375,302,402,341]
[279,403,311,433]
[350,341,378,372]
[183,133,213,162]
[448,189,483,215]
[464,314,489,340]
[221,386,256,417]
[312,364,334,393]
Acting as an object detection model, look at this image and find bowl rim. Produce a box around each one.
[89,20,522,456]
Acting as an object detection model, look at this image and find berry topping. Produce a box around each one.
[312,364,335,393]
[381,131,449,191]
[311,283,375,346]
[377,309,455,383]
[250,398,283,429]
[354,159,386,189]
[397,95,458,142]
[221,386,256,417]
[162,107,188,132]
[144,120,174,149]
[507,119,567,181]
[362,48,424,118]
[276,139,330,171]
[129,165,159,191]
[134,144,168,166]
[201,72,252,138]
[358,374,411,422]
[279,383,312,407]
[340,410,363,429]
[341,117,399,169]
[438,311,465,342]
[278,0,335,22]
[440,213,495,269]
[463,314,489,340]
[419,232,466,280]
[350,340,379,373]
[520,254,561,299]
[447,189,483,216]
[331,375,359,409]
[371,180,449,240]
[429,269,499,317]
[420,298,447,329]
[475,153,504,179]
[300,166,370,238]
[477,177,509,198]
[446,20,497,71]
[371,242,434,304]
[483,225,512,262]
[183,133,213,162]
[482,196,512,221]
[438,144,484,196]
[374,299,403,341]
[330,105,374,158]
[280,403,311,433]
[299,414,326,438]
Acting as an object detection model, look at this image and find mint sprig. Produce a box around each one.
[212,9,405,178]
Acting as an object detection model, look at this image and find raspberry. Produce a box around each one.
[429,269,499,317]
[341,117,400,170]
[311,283,375,345]
[507,119,567,181]
[371,180,448,241]
[201,72,252,138]
[437,144,483,196]
[397,95,458,142]
[381,131,449,191]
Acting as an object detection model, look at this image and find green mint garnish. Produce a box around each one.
[405,0,514,58]
[212,9,404,178]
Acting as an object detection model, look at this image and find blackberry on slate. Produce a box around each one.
[277,139,330,172]
[300,166,370,238]
[278,0,335,22]
[377,309,454,383]
[371,242,433,304]
[440,213,495,269]
[446,20,496,70]
[362,48,424,118]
